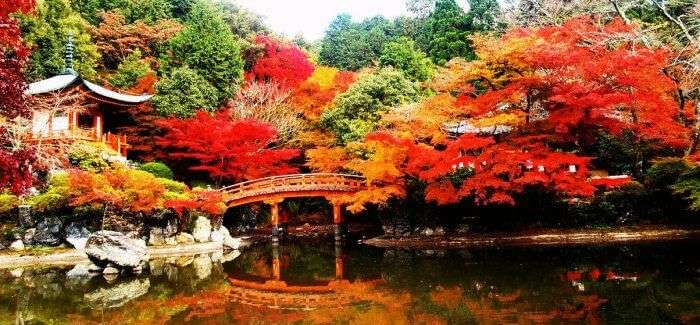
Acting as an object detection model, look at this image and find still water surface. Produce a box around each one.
[0,239,698,324]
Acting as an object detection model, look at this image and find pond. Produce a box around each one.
[0,238,698,324]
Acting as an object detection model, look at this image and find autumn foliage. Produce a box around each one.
[157,111,300,184]
[247,35,314,90]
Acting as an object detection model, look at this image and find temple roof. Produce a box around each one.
[25,34,152,105]
[25,72,153,105]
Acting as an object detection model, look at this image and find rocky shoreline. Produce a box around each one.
[364,227,700,249]
[0,238,260,269]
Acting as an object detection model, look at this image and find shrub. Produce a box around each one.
[645,158,692,189]
[139,162,174,179]
[0,192,19,215]
[673,166,700,211]
[28,172,71,213]
[68,142,118,171]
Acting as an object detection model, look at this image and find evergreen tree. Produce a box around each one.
[152,67,219,118]
[166,1,244,103]
[380,37,434,81]
[20,0,100,80]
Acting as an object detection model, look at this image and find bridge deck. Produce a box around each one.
[221,173,366,207]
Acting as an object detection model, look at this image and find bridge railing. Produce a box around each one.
[220,173,366,198]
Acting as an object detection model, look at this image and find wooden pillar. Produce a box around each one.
[335,242,344,280]
[331,200,345,241]
[272,243,281,281]
[93,115,103,140]
[266,198,284,239]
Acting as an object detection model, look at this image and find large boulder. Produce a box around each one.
[9,240,24,251]
[85,231,149,270]
[192,216,212,243]
[33,217,63,246]
[65,223,91,249]
[85,278,150,309]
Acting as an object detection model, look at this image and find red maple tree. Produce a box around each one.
[0,0,35,194]
[156,111,300,184]
[247,35,314,90]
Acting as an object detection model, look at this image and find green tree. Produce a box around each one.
[153,67,219,118]
[418,0,500,65]
[166,1,244,103]
[20,0,100,80]
[109,49,152,89]
[421,0,472,65]
[124,0,173,24]
[318,14,408,71]
[320,68,421,143]
[380,37,434,81]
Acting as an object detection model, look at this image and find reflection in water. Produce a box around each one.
[0,240,698,324]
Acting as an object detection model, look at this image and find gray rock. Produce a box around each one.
[23,228,36,245]
[148,228,166,246]
[148,218,178,246]
[85,231,149,270]
[66,263,92,278]
[10,268,23,278]
[420,228,435,236]
[18,205,34,228]
[175,233,195,244]
[88,263,103,273]
[10,240,24,251]
[209,229,224,243]
[65,223,91,249]
[192,216,212,243]
[34,217,63,246]
[85,278,150,309]
[192,254,212,280]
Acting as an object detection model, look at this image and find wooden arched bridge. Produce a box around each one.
[220,174,366,237]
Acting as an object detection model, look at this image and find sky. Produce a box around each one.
[231,0,428,41]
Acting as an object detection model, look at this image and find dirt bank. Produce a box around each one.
[364,227,700,249]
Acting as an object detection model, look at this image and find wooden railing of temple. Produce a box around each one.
[221,173,366,207]
[28,129,129,157]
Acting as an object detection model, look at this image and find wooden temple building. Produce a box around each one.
[25,36,152,158]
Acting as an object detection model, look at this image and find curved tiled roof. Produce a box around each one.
[83,80,152,104]
[26,72,152,105]
[26,74,79,95]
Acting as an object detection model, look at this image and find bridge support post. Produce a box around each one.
[266,199,285,241]
[335,241,344,280]
[332,202,345,241]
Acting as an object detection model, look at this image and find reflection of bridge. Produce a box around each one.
[221,174,366,237]
[227,244,381,311]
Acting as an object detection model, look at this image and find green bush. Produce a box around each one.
[68,142,118,171]
[0,192,19,215]
[673,166,700,211]
[139,162,174,179]
[645,158,692,189]
[28,172,71,213]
